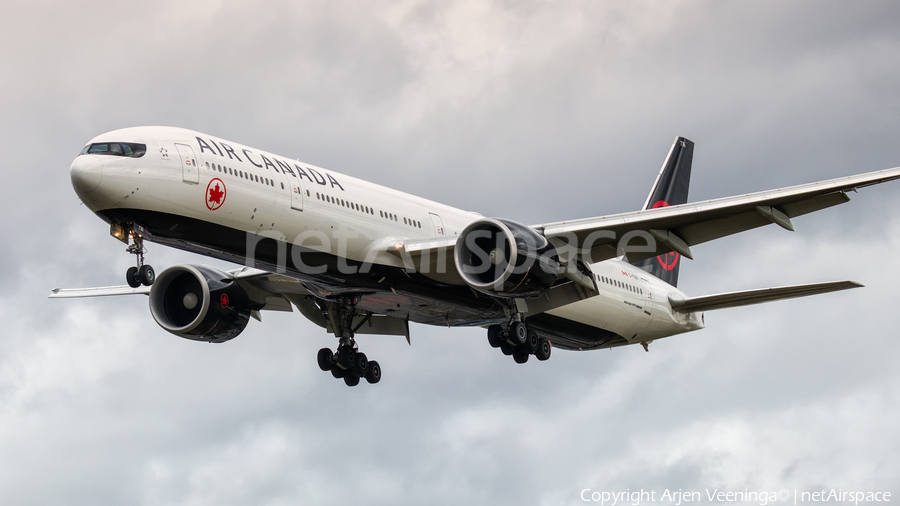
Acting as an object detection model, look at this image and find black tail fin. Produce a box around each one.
[632,137,694,287]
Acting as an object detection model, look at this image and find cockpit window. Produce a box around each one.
[80,142,146,158]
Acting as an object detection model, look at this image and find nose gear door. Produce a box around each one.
[175,143,199,184]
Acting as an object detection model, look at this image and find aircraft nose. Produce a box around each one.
[70,155,103,193]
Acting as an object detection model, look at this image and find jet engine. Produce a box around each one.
[149,265,255,343]
[454,218,560,298]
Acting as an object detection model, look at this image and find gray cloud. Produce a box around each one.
[1,0,899,504]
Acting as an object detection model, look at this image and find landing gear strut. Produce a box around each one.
[125,227,154,288]
[487,319,551,364]
[314,299,382,386]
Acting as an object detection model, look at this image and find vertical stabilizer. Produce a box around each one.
[633,137,694,287]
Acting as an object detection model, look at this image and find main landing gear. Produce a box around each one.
[317,344,381,386]
[125,228,154,288]
[487,319,551,364]
[315,300,382,387]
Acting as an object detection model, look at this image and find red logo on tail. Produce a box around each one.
[651,201,680,271]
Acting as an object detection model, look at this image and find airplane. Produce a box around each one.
[51,127,900,386]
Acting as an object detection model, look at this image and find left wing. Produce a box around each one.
[49,285,151,298]
[49,266,301,313]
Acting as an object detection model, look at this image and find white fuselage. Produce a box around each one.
[70,126,704,347]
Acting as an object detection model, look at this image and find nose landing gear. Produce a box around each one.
[124,227,154,288]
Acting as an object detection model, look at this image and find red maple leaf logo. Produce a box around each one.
[205,178,226,210]
[209,184,223,204]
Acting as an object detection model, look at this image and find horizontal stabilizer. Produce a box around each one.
[669,280,863,313]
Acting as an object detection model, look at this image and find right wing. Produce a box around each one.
[533,167,900,263]
[395,166,900,277]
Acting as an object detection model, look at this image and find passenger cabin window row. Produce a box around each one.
[381,210,422,229]
[206,162,277,188]
[80,142,147,158]
[316,192,375,216]
[598,275,644,296]
[314,192,423,228]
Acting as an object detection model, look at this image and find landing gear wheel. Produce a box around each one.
[525,329,540,354]
[317,348,334,371]
[535,338,552,361]
[337,346,356,369]
[500,343,513,356]
[513,349,529,364]
[126,266,141,288]
[365,361,381,384]
[331,366,346,379]
[344,374,360,387]
[139,265,155,286]
[487,325,503,348]
[508,321,527,346]
[352,353,368,376]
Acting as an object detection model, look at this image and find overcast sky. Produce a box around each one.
[2,1,900,504]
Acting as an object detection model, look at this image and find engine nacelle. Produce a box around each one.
[454,218,560,298]
[149,265,254,343]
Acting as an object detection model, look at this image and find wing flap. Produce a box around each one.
[669,280,863,313]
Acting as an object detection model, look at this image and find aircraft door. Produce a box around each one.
[289,177,304,211]
[429,213,445,235]
[639,278,653,318]
[175,143,199,184]
[276,169,302,211]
